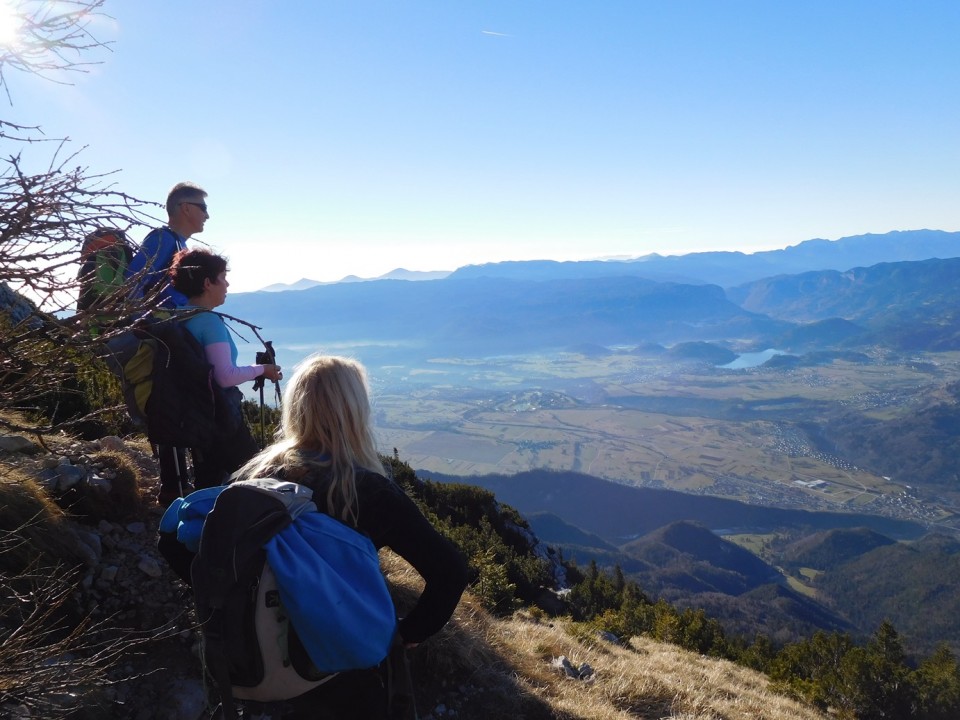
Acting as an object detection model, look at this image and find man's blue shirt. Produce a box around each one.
[126,227,188,307]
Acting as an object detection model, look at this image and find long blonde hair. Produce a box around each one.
[234,354,384,524]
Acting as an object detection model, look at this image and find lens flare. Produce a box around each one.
[0,0,22,48]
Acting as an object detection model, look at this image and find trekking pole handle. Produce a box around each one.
[260,364,282,381]
[253,341,281,388]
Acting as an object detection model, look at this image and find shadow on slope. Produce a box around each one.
[813,533,960,658]
[421,469,927,542]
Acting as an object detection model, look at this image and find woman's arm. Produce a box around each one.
[360,477,469,644]
[204,341,267,387]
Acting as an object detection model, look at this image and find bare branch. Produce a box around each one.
[0,554,176,718]
[0,0,111,103]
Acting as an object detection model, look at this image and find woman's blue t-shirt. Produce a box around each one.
[181,308,239,366]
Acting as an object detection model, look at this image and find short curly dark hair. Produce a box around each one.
[169,248,228,298]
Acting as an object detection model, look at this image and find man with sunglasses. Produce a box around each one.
[127,181,210,308]
[126,181,210,506]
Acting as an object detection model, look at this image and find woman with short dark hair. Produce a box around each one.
[168,248,282,491]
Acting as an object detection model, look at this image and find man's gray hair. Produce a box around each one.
[166,181,208,216]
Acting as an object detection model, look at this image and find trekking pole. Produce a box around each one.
[252,340,276,449]
[258,380,266,447]
[217,312,283,447]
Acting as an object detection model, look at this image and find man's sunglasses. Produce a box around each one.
[182,201,208,213]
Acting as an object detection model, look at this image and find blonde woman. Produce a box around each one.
[232,354,469,719]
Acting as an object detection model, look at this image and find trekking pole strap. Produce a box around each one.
[386,637,419,720]
[200,617,240,720]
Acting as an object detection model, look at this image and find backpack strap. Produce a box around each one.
[204,623,239,720]
[386,637,419,720]
[192,483,294,718]
[231,478,317,519]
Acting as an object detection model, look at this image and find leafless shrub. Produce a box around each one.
[0,554,154,718]
[1,0,161,437]
[0,0,111,100]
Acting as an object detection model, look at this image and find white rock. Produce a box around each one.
[138,556,163,578]
[74,530,102,566]
[100,435,127,453]
[88,475,112,492]
[100,565,119,582]
[55,465,85,490]
[597,630,620,645]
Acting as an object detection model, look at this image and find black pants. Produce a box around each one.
[282,667,389,720]
[157,444,190,495]
[193,390,259,489]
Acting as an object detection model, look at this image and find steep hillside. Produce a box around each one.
[425,469,960,653]
[526,511,620,553]
[619,521,780,595]
[424,469,927,542]
[772,317,867,351]
[813,533,960,658]
[803,380,960,489]
[532,516,856,646]
[727,257,960,351]
[670,584,854,646]
[781,527,897,571]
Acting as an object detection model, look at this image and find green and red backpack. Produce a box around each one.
[76,228,135,313]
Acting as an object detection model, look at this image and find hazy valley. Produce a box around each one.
[225,229,960,657]
[229,230,960,526]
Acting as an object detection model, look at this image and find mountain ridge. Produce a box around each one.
[448,229,960,286]
[254,229,959,293]
[228,231,960,361]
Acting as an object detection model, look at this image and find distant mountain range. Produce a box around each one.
[259,268,451,292]
[231,274,791,359]
[728,255,960,323]
[257,229,958,292]
[447,228,960,286]
[228,230,960,359]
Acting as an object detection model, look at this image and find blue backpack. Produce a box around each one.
[160,479,398,717]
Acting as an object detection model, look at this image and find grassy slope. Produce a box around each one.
[385,552,826,720]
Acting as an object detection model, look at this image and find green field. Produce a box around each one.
[370,349,960,527]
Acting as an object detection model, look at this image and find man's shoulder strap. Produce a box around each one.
[143,225,186,251]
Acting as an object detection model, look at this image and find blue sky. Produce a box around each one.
[3,1,960,292]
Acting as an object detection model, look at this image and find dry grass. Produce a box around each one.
[61,448,145,523]
[0,465,82,575]
[381,551,827,720]
[0,458,162,719]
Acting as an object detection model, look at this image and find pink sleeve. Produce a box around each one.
[204,341,263,388]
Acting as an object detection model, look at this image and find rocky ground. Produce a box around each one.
[1,433,472,720]
[1,432,210,720]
